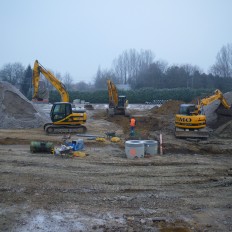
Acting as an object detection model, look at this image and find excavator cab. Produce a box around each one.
[179,104,201,116]
[51,102,72,122]
[50,102,87,123]
[118,95,127,108]
[44,102,87,134]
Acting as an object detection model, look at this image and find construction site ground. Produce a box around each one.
[0,104,232,232]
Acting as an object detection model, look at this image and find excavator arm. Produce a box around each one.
[32,60,69,102]
[107,80,118,107]
[201,89,230,109]
[32,60,41,100]
[106,80,129,116]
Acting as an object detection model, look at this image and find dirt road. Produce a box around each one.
[0,107,232,231]
[1,142,232,231]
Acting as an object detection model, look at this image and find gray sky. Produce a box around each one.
[0,0,231,83]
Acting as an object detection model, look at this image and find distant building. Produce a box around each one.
[116,84,131,91]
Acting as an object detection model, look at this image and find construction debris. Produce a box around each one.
[111,137,121,143]
[53,145,73,158]
[96,137,106,142]
[73,151,87,157]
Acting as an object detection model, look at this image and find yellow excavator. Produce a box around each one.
[175,89,232,139]
[32,60,87,134]
[107,80,129,116]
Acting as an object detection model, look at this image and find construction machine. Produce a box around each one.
[107,80,129,116]
[32,60,87,134]
[175,89,232,139]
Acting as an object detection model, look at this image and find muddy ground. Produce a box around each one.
[0,105,232,232]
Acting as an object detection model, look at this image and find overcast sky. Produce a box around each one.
[0,0,231,83]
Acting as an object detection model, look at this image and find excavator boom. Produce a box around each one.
[32,60,69,102]
[106,80,129,116]
[201,89,230,109]
[107,80,118,107]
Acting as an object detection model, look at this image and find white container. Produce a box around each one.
[142,140,158,155]
[125,140,144,159]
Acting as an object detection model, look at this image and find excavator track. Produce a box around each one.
[175,128,209,139]
[44,123,87,135]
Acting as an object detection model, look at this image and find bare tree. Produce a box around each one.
[94,66,117,90]
[113,53,128,84]
[181,64,202,88]
[0,62,25,87]
[128,59,167,89]
[63,72,73,91]
[209,43,232,78]
[112,49,155,84]
[139,49,155,71]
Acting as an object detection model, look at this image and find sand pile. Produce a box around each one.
[150,100,184,115]
[0,81,50,129]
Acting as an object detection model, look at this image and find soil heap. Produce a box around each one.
[0,81,49,129]
[151,100,183,115]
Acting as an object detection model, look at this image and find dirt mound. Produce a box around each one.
[0,81,49,129]
[150,100,184,115]
[92,101,184,139]
[214,120,232,138]
[92,97,232,139]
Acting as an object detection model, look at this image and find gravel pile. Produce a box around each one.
[0,81,50,129]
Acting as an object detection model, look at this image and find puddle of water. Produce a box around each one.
[17,210,126,232]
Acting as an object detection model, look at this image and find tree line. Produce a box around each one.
[0,43,231,102]
[94,44,232,91]
[49,88,213,104]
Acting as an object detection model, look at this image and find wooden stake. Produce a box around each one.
[160,133,163,155]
